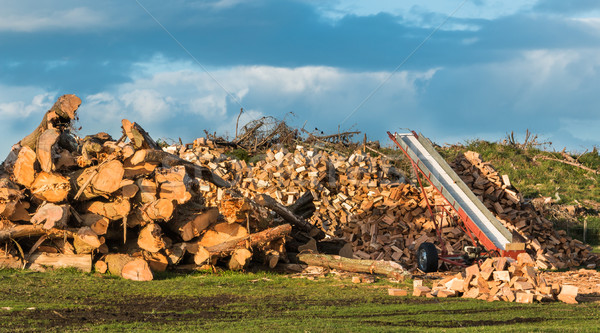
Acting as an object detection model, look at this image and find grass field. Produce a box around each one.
[1,269,599,332]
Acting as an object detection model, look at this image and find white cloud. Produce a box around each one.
[0,90,54,118]
[0,6,109,32]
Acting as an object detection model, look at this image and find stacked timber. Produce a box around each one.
[451,151,596,269]
[407,253,580,304]
[0,95,293,281]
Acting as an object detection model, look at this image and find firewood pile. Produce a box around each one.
[396,253,580,304]
[450,151,596,270]
[0,94,596,282]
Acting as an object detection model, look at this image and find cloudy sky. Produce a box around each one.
[1,0,600,156]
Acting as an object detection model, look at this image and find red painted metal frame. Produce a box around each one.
[387,131,522,261]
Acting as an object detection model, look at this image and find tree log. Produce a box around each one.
[105,253,135,276]
[228,248,252,270]
[205,223,292,256]
[254,194,324,239]
[155,166,193,204]
[30,172,70,202]
[138,223,165,253]
[135,178,157,204]
[26,253,91,272]
[296,253,410,280]
[130,149,230,188]
[73,227,103,254]
[19,94,81,150]
[121,258,153,281]
[83,198,131,220]
[198,222,248,248]
[30,203,70,230]
[72,160,125,200]
[168,207,219,242]
[121,119,161,150]
[36,128,60,173]
[80,213,110,235]
[12,146,37,187]
[0,223,76,241]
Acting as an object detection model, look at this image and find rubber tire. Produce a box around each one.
[417,242,438,273]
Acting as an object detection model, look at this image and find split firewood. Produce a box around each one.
[30,203,70,230]
[72,160,125,200]
[36,128,60,173]
[296,253,411,280]
[165,243,186,265]
[19,94,81,151]
[30,172,70,203]
[131,199,175,226]
[121,258,153,281]
[94,259,108,273]
[12,146,37,187]
[121,119,161,151]
[219,193,252,224]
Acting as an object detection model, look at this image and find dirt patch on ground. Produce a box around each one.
[0,294,245,331]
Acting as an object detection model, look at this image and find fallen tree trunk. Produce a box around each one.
[296,253,411,280]
[0,253,92,272]
[254,194,324,239]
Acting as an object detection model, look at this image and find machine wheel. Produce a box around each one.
[417,242,438,273]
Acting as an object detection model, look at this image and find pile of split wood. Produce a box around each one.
[450,151,596,269]
[177,142,597,271]
[0,95,300,280]
[391,253,580,304]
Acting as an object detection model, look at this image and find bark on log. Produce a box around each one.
[254,194,324,239]
[168,207,218,242]
[205,223,292,256]
[105,253,135,276]
[131,149,230,188]
[296,253,411,280]
[28,253,92,272]
[73,226,103,254]
[0,223,76,241]
[135,178,157,204]
[198,222,248,248]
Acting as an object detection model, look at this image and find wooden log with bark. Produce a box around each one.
[30,172,70,202]
[254,193,324,239]
[12,146,37,187]
[36,128,61,173]
[19,94,81,151]
[72,160,125,200]
[296,253,410,280]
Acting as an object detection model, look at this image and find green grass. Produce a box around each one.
[0,269,598,332]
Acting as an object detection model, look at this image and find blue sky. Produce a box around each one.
[2,0,600,156]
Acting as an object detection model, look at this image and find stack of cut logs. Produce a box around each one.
[405,253,580,304]
[0,95,295,281]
